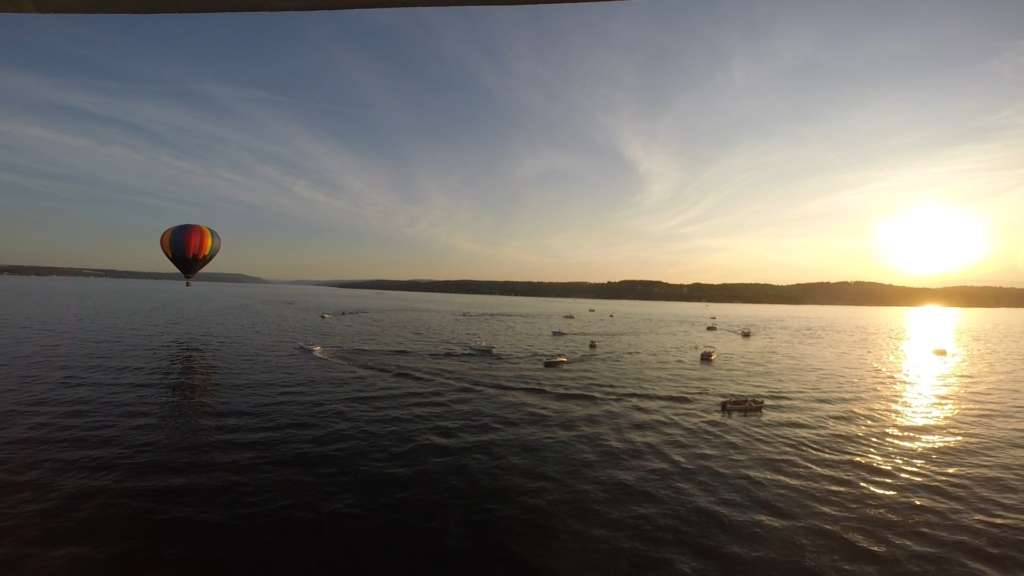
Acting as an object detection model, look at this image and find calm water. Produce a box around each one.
[2,276,1023,575]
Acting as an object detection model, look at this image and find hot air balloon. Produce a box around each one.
[160,224,221,286]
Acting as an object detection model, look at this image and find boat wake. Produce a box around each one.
[313,347,697,407]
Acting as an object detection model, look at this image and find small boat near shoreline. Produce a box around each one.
[468,340,495,352]
[721,398,765,412]
[706,324,718,331]
[543,354,567,367]
[298,341,322,352]
[700,346,717,361]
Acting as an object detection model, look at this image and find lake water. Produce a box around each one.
[2,276,1023,575]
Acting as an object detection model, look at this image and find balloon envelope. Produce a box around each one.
[160,224,221,285]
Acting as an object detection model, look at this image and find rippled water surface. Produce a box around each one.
[2,277,1024,575]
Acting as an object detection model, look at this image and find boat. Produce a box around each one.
[298,341,322,352]
[543,354,567,367]
[720,398,765,412]
[710,316,716,319]
[700,346,717,361]
[551,330,567,336]
[589,308,595,312]
[740,328,751,337]
[563,314,576,319]
[933,348,947,356]
[321,313,331,318]
[589,340,597,348]
[706,324,718,331]
[609,314,615,317]
[468,340,495,352]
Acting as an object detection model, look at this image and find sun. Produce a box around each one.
[877,205,986,275]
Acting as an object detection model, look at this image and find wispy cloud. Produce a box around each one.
[1,2,1023,283]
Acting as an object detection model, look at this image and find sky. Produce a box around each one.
[1,0,1023,286]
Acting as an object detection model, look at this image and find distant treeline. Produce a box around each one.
[336,279,1024,308]
[0,265,268,284]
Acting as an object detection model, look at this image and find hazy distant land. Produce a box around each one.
[336,279,1024,308]
[0,265,269,284]
[5,266,1022,307]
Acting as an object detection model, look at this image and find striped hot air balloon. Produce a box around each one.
[159,224,221,287]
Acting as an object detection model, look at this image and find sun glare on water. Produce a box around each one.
[877,205,986,275]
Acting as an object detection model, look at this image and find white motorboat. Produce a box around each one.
[298,341,322,352]
[563,314,576,319]
[543,354,567,367]
[321,313,331,318]
[551,330,567,336]
[468,340,495,352]
[706,324,718,331]
[740,328,751,337]
[700,346,717,361]
[721,398,765,412]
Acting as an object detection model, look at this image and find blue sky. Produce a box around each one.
[1,0,1023,285]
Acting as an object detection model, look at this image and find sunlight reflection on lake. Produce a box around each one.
[893,306,961,435]
[859,306,964,496]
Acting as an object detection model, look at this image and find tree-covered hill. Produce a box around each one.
[335,279,1024,308]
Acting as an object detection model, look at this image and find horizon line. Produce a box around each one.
[2,264,1022,291]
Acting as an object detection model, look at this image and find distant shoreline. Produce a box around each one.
[335,279,1024,308]
[6,266,1022,308]
[0,265,268,285]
